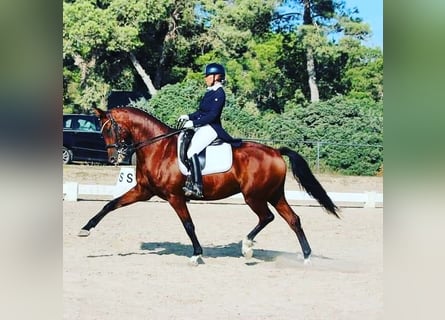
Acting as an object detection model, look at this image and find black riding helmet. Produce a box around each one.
[204,63,225,80]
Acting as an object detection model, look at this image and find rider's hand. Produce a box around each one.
[183,120,194,128]
[178,114,189,121]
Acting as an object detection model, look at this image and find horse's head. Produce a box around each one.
[93,107,132,165]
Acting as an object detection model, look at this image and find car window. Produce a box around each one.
[63,118,73,129]
[77,119,98,131]
[63,116,99,131]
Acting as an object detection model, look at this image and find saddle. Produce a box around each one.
[177,129,233,175]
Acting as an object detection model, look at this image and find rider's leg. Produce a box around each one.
[183,125,217,198]
[183,153,203,198]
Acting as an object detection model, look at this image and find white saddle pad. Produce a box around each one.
[177,133,233,176]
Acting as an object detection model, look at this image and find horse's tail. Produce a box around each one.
[279,147,340,218]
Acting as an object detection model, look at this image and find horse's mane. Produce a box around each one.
[112,106,175,131]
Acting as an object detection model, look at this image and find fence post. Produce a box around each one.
[364,191,377,208]
[64,182,79,201]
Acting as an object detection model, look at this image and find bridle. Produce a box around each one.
[101,112,185,161]
[102,114,129,150]
[100,113,132,164]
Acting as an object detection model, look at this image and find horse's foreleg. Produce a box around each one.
[167,195,203,265]
[271,196,312,263]
[78,186,153,237]
[243,198,275,259]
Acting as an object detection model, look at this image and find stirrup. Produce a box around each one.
[184,177,193,190]
[183,185,203,198]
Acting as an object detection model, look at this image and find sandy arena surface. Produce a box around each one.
[63,164,383,320]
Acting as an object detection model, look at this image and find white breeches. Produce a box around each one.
[187,125,218,158]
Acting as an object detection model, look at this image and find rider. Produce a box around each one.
[178,63,241,198]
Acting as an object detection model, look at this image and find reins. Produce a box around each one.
[100,119,111,133]
[102,111,185,153]
[131,129,184,151]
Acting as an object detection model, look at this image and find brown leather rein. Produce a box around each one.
[101,114,184,153]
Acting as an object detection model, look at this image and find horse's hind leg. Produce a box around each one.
[243,198,275,258]
[78,186,153,237]
[270,195,312,262]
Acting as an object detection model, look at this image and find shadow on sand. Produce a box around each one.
[138,241,332,263]
[87,241,333,266]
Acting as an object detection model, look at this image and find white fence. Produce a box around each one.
[63,168,383,208]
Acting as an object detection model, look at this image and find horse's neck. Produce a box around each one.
[131,117,177,166]
[131,116,172,143]
[114,108,172,143]
[142,121,170,138]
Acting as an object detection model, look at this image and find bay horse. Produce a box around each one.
[78,106,340,265]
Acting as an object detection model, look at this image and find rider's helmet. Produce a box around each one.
[204,63,225,80]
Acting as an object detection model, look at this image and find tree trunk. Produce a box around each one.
[302,0,319,103]
[155,7,180,88]
[73,54,96,88]
[129,52,158,96]
[306,46,319,102]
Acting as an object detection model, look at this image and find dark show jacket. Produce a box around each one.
[188,85,241,146]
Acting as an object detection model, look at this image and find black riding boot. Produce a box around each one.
[183,154,203,198]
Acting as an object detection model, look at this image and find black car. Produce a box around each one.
[63,114,136,165]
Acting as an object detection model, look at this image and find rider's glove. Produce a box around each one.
[183,120,194,128]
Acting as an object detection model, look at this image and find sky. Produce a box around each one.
[344,0,383,48]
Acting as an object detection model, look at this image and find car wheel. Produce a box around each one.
[63,147,73,164]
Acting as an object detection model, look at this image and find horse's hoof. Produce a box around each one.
[303,257,312,265]
[242,238,254,259]
[78,229,90,237]
[189,255,203,266]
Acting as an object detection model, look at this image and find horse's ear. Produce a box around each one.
[92,103,105,117]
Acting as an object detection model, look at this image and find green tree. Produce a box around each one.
[196,0,277,57]
[63,0,195,111]
[274,0,378,104]
[293,97,383,175]
[184,0,285,111]
[338,40,383,101]
[144,79,203,125]
[64,0,142,110]
[276,0,338,102]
